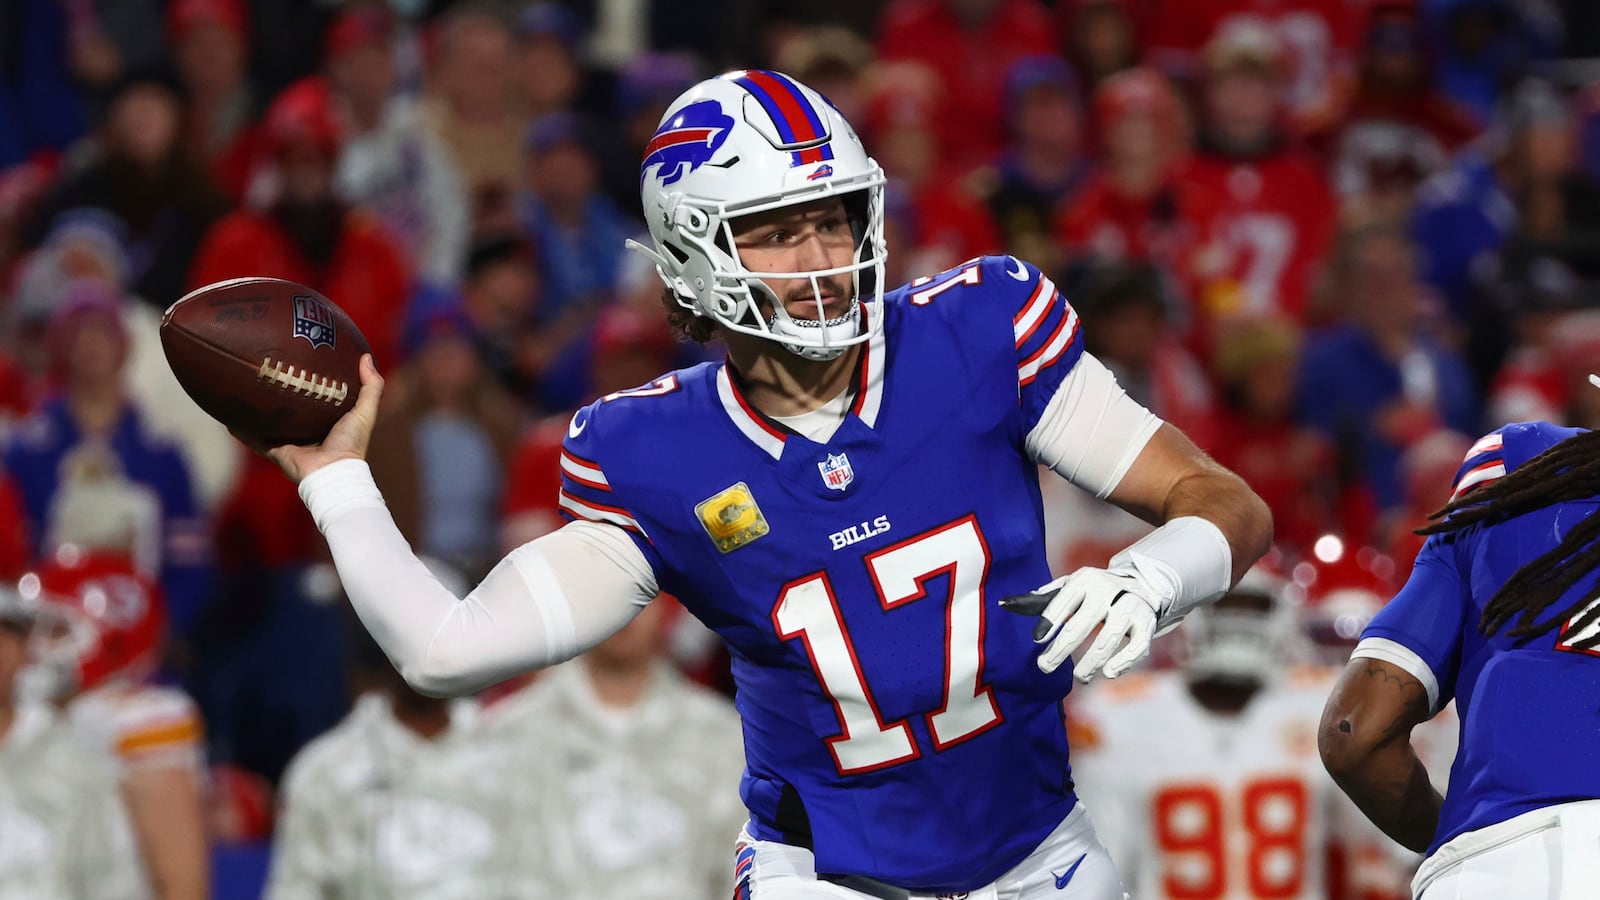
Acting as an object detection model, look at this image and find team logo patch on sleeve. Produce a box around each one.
[291,294,337,349]
[817,452,854,491]
[696,482,770,553]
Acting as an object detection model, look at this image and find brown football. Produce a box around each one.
[160,278,371,447]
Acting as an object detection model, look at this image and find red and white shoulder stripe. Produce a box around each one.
[556,446,646,535]
[559,449,609,492]
[1012,274,1081,388]
[557,489,645,534]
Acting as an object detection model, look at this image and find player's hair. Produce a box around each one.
[1417,429,1600,649]
[659,287,718,344]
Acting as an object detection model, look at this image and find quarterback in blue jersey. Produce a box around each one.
[1320,416,1600,899]
[258,70,1271,898]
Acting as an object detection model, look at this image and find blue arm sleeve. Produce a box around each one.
[1361,535,1470,712]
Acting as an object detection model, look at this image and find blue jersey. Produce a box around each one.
[559,256,1089,892]
[1361,421,1600,856]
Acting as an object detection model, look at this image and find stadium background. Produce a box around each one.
[0,0,1595,896]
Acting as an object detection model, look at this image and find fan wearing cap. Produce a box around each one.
[0,583,148,900]
[1184,21,1336,331]
[1142,0,1364,133]
[168,0,254,162]
[189,78,410,367]
[1324,1,1482,219]
[968,56,1092,282]
[876,0,1057,173]
[1055,68,1224,310]
[518,112,632,325]
[862,64,1004,276]
[514,3,588,125]
[324,4,469,286]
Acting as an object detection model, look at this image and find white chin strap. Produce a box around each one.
[770,299,860,361]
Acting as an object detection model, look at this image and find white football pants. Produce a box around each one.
[732,802,1127,900]
[1416,800,1600,900]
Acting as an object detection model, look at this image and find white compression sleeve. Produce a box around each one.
[1025,352,1163,498]
[299,459,657,697]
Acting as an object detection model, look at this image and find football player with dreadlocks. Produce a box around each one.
[256,69,1271,899]
[1319,397,1600,900]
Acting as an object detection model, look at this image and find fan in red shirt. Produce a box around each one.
[1185,21,1337,335]
[1055,68,1221,313]
[863,67,1003,275]
[876,0,1056,172]
[187,77,410,368]
[1204,315,1358,559]
[1324,1,1483,218]
[1142,0,1366,136]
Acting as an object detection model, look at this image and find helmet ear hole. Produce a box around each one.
[663,241,691,265]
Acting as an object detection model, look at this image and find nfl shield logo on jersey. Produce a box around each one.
[291,294,337,350]
[817,452,853,491]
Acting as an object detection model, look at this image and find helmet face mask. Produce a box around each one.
[628,70,890,361]
[1178,566,1299,687]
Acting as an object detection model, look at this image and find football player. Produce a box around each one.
[267,608,536,899]
[1320,417,1600,899]
[23,549,209,900]
[258,70,1271,898]
[0,581,147,900]
[479,597,747,899]
[1071,565,1403,899]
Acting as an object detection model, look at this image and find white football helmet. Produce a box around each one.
[1177,563,1300,686]
[626,69,888,361]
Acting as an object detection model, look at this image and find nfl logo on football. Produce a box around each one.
[291,294,337,350]
[817,452,853,491]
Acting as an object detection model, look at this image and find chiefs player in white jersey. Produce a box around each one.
[0,581,146,900]
[1069,562,1411,900]
[477,597,747,900]
[22,548,208,900]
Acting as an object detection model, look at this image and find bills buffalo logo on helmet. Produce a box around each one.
[641,99,736,187]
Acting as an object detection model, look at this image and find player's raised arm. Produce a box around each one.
[267,356,657,697]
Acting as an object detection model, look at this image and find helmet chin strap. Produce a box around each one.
[769,299,860,361]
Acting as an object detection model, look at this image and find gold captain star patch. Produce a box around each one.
[695,482,769,553]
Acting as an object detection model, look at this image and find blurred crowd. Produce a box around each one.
[1,0,1599,897]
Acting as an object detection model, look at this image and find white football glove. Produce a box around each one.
[1001,568,1162,683]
